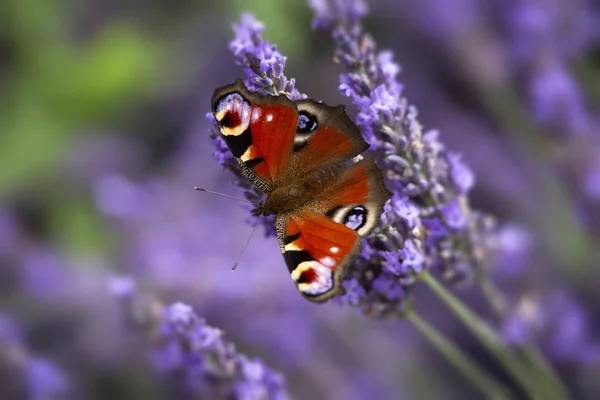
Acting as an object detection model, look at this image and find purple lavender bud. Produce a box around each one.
[340,278,368,306]
[228,13,304,100]
[440,198,468,231]
[390,195,420,229]
[371,274,405,301]
[397,239,426,274]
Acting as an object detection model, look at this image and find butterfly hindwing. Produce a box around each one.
[276,211,360,302]
[276,157,392,302]
[288,100,370,174]
[212,79,298,192]
[318,156,392,237]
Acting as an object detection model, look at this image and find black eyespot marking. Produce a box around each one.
[297,268,318,284]
[284,250,313,273]
[293,111,319,152]
[344,206,367,231]
[297,112,318,134]
[220,113,239,129]
[222,127,252,158]
[214,92,251,136]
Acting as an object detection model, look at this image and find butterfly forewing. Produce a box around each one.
[212,79,298,191]
[286,100,369,176]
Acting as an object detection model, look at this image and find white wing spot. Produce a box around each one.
[320,256,336,267]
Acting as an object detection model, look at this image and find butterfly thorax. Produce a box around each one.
[252,184,306,216]
[252,163,345,216]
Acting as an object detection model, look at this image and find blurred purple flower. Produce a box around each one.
[26,358,70,400]
[62,135,146,187]
[528,61,590,134]
[0,313,70,400]
[492,224,533,279]
[93,173,146,221]
[508,0,595,136]
[21,247,70,300]
[124,298,290,399]
[107,275,137,300]
[583,155,600,201]
[500,291,600,365]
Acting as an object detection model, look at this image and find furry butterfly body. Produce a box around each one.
[212,79,391,302]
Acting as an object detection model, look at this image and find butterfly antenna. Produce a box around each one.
[194,187,255,205]
[231,215,263,271]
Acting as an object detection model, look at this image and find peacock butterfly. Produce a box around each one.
[211,79,391,303]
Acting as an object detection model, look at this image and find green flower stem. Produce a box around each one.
[451,34,594,279]
[474,275,570,399]
[522,345,570,400]
[406,310,511,400]
[420,272,563,400]
[573,58,600,107]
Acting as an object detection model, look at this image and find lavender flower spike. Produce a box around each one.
[229,13,305,100]
[309,0,496,313]
[153,302,289,400]
[210,9,495,315]
[207,13,308,237]
[109,278,290,399]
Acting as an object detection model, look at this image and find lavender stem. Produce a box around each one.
[420,272,567,400]
[406,310,511,400]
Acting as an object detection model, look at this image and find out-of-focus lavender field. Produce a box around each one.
[1,0,599,399]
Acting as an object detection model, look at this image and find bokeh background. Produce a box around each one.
[1,0,599,399]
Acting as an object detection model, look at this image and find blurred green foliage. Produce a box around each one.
[0,0,310,257]
[1,4,164,195]
[0,0,168,256]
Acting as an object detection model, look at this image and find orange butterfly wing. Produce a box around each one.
[211,79,297,192]
[277,157,391,302]
[278,210,360,301]
[212,80,391,302]
[286,100,369,175]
